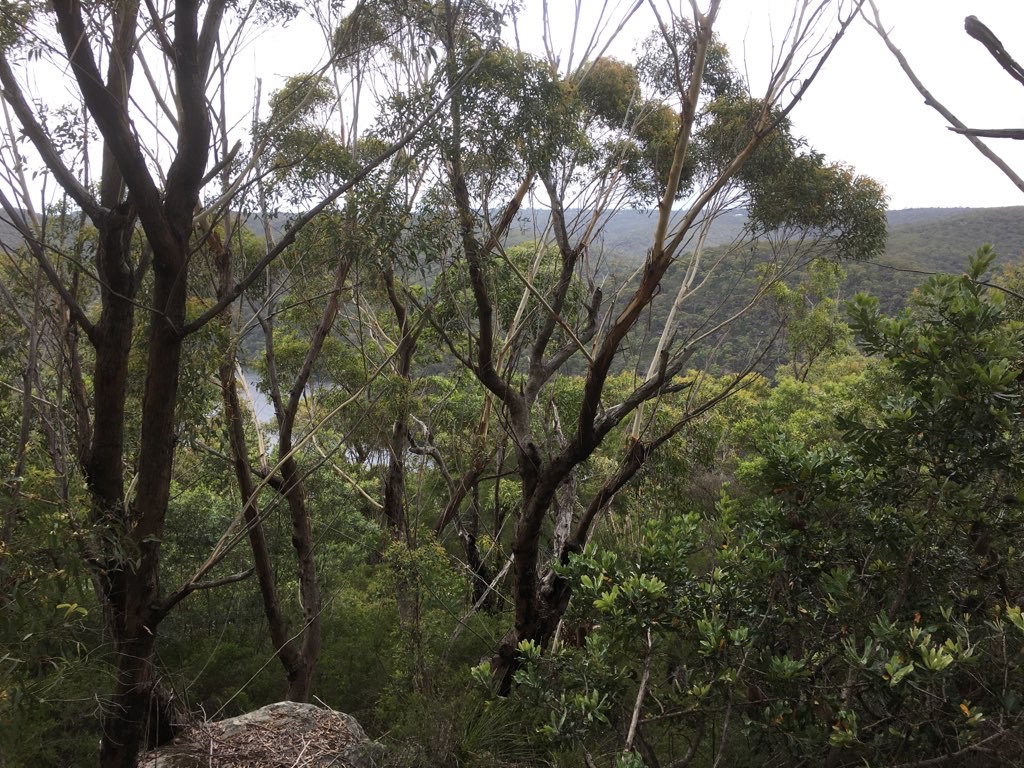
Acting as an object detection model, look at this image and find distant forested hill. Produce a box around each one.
[507,208,753,256]
[3,205,1020,339]
[550,205,1024,372]
[879,206,1024,269]
[0,216,22,248]
[517,205,1024,314]
[845,206,1024,312]
[4,206,1021,279]
[543,205,1024,270]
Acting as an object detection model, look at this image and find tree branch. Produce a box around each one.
[183,48,490,334]
[0,54,103,219]
[164,0,212,233]
[577,1,720,452]
[198,0,230,76]
[949,127,1024,140]
[52,0,175,254]
[158,567,255,619]
[864,0,1024,195]
[964,15,1024,88]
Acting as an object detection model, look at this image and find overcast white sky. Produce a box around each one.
[34,0,1007,214]
[235,1,1019,210]
[18,1,1018,212]
[510,1,1024,210]
[235,0,1024,210]
[741,1,1024,210]
[249,1,1024,210]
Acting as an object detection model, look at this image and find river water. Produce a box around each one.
[240,369,275,424]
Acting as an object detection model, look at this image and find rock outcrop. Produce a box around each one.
[139,701,380,767]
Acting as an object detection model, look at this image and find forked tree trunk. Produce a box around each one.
[100,227,189,767]
[46,1,216,762]
[220,360,307,671]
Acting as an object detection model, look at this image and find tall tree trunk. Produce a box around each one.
[276,454,322,702]
[213,220,306,693]
[100,232,188,767]
[381,261,414,539]
[381,261,429,687]
[219,361,309,685]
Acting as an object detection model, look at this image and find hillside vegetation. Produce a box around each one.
[556,206,1024,372]
[3,3,1024,768]
[534,205,1024,310]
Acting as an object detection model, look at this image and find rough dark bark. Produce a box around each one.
[274,453,322,703]
[255,323,322,702]
[219,361,305,674]
[1,2,222,764]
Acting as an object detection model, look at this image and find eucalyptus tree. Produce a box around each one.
[407,0,886,689]
[233,6,460,694]
[206,72,362,704]
[0,3,240,760]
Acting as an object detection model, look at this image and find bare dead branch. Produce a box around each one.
[965,15,1024,88]
[949,127,1024,140]
[159,568,255,618]
[864,0,1024,195]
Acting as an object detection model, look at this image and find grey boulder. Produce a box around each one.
[139,701,380,767]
